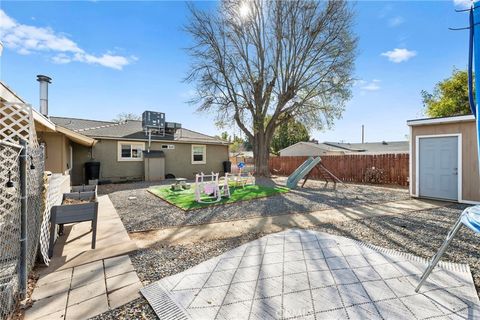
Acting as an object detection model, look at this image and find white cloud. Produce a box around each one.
[0,9,135,70]
[356,79,381,92]
[381,48,417,63]
[361,79,381,91]
[453,0,472,9]
[388,16,404,27]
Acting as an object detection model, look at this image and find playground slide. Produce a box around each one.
[286,157,322,188]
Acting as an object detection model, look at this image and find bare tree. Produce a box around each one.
[112,112,141,122]
[185,0,357,176]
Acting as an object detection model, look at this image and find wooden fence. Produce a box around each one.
[269,154,409,186]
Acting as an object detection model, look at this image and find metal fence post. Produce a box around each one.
[19,139,28,299]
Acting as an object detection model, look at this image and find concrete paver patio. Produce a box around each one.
[141,229,480,320]
[25,195,141,320]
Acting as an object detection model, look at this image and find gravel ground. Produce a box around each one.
[99,177,410,232]
[94,203,480,319]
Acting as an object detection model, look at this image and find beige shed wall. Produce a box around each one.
[71,139,229,184]
[40,132,72,174]
[410,120,480,202]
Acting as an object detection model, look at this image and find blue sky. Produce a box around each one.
[0,0,473,143]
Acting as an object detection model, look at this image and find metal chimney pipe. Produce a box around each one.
[361,124,365,144]
[36,75,52,117]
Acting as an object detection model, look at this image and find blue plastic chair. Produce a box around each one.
[416,205,480,292]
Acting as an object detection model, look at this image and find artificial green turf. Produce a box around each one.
[148,184,289,211]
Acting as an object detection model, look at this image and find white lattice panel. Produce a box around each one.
[0,102,38,146]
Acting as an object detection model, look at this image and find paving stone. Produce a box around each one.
[259,262,283,279]
[330,268,358,285]
[373,263,403,279]
[215,257,242,271]
[284,242,303,252]
[233,265,261,283]
[36,268,72,287]
[25,291,68,319]
[364,252,390,266]
[250,296,281,319]
[68,279,106,306]
[302,240,320,250]
[338,283,371,307]
[204,269,236,288]
[73,260,104,276]
[104,255,135,278]
[346,302,382,320]
[223,280,257,305]
[305,258,329,272]
[312,286,343,312]
[189,286,228,307]
[322,246,343,258]
[262,252,283,265]
[345,255,370,268]
[172,273,210,291]
[326,256,350,270]
[216,301,251,320]
[362,280,396,301]
[106,271,140,292]
[239,254,263,268]
[340,245,363,257]
[65,294,108,320]
[384,277,417,298]
[108,281,142,309]
[303,248,324,260]
[70,268,104,289]
[283,260,306,274]
[394,261,423,277]
[282,290,314,318]
[264,243,283,254]
[187,306,220,319]
[284,272,310,294]
[283,250,304,262]
[353,266,382,282]
[33,310,65,320]
[375,299,415,319]
[244,245,264,256]
[315,308,348,319]
[309,270,335,288]
[401,294,445,318]
[31,278,71,300]
[255,276,283,298]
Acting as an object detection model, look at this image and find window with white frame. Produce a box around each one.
[191,145,206,164]
[118,142,145,161]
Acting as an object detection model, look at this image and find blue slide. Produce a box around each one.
[286,157,322,189]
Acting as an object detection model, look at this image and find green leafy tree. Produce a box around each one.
[421,69,473,117]
[185,0,357,176]
[271,119,310,154]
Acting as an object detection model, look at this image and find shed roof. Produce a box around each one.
[50,116,228,145]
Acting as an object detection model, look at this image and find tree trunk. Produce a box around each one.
[253,132,271,177]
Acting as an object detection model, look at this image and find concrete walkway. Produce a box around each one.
[142,229,480,319]
[131,199,444,247]
[25,196,141,320]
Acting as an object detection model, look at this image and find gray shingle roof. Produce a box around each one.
[50,116,228,145]
[324,141,408,154]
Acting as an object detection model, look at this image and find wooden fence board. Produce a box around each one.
[269,154,409,186]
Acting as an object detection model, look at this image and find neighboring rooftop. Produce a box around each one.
[50,116,228,145]
[324,141,409,154]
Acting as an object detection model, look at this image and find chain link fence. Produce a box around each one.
[0,141,45,318]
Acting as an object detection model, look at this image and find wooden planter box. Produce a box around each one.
[48,191,98,258]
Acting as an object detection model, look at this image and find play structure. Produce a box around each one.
[227,162,256,188]
[416,3,480,292]
[194,172,230,203]
[286,157,344,189]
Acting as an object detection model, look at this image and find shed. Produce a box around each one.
[407,115,479,203]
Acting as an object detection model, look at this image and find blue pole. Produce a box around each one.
[473,2,480,176]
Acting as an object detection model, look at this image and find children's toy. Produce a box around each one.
[195,172,230,203]
[227,163,256,188]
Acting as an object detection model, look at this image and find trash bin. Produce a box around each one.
[85,161,100,182]
[223,160,232,173]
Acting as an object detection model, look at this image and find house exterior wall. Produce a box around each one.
[71,138,229,184]
[410,120,480,202]
[40,132,72,174]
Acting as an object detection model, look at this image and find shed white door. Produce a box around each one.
[419,136,458,201]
